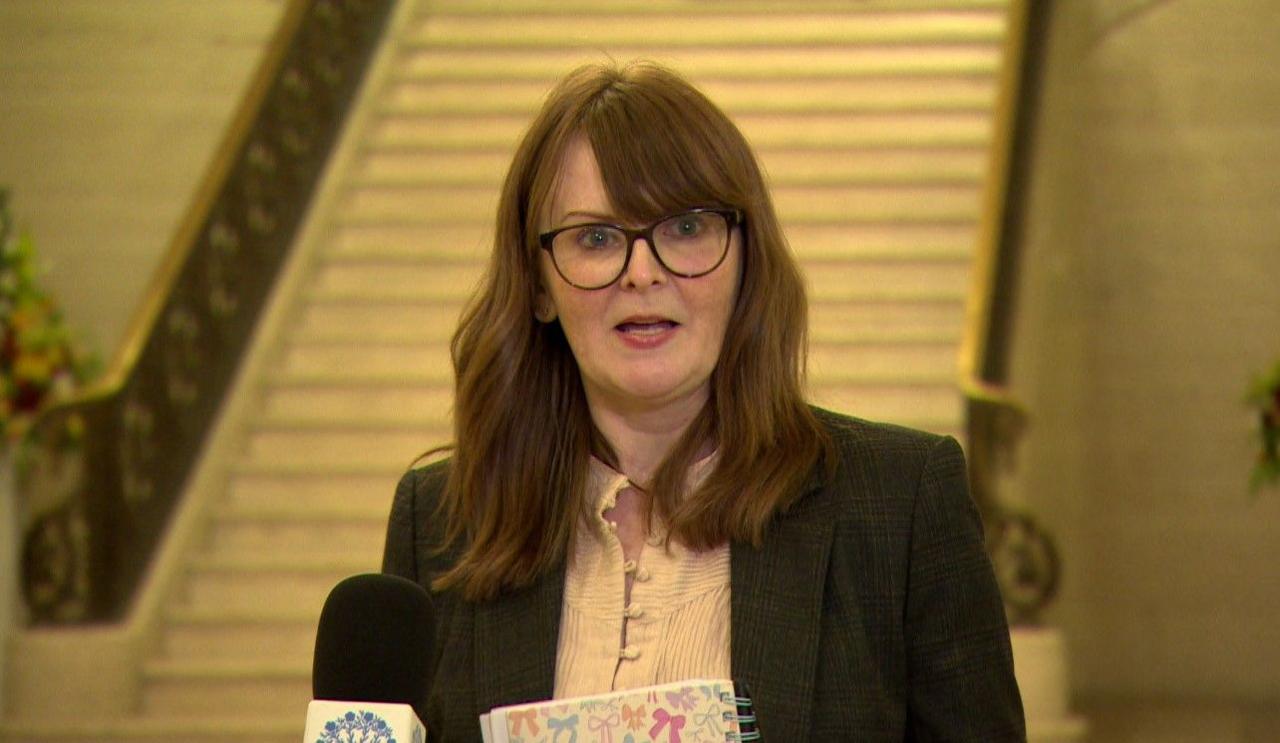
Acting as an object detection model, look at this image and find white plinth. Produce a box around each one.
[1011,626,1089,743]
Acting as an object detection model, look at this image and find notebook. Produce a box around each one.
[479,678,759,743]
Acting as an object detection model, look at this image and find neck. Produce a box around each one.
[586,388,709,487]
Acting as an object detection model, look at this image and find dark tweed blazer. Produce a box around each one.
[382,409,1026,742]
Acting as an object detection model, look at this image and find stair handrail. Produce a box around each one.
[13,0,394,624]
[960,0,1060,624]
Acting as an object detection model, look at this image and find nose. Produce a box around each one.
[619,236,667,289]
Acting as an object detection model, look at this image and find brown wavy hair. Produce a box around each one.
[432,61,832,601]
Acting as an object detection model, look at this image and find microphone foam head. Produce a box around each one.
[312,573,434,711]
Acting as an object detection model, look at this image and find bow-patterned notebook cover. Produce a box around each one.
[480,678,749,743]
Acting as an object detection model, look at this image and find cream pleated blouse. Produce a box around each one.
[553,457,731,699]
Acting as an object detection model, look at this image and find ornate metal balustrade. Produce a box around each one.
[16,0,394,624]
[961,0,1061,625]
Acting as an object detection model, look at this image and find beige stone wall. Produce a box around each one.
[0,0,284,707]
[0,0,286,359]
[1011,0,1280,702]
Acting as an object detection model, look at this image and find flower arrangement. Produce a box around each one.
[0,188,98,444]
[1247,360,1280,492]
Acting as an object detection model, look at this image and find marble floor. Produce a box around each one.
[1079,698,1280,743]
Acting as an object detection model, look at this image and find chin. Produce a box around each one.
[612,376,708,408]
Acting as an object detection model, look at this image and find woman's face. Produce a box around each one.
[538,136,742,418]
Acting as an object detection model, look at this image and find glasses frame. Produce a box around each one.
[537,207,743,290]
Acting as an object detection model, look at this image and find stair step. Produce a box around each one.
[338,182,982,224]
[812,259,972,301]
[278,341,451,380]
[226,470,403,511]
[293,298,462,343]
[808,381,963,435]
[787,223,977,260]
[264,379,453,425]
[308,257,484,302]
[243,429,438,471]
[810,341,958,381]
[420,0,1010,16]
[0,716,297,743]
[758,148,988,186]
[329,221,491,261]
[192,551,383,573]
[141,659,308,717]
[178,554,373,614]
[407,11,1005,48]
[399,44,1002,81]
[205,505,391,559]
[367,110,992,150]
[810,298,967,340]
[383,75,997,116]
[160,606,317,662]
[352,146,989,188]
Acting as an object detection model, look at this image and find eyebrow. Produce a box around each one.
[557,209,619,225]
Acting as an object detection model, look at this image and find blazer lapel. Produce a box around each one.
[472,564,565,712]
[731,484,835,742]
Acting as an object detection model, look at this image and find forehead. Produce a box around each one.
[545,136,612,225]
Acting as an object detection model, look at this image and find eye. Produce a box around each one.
[574,226,618,250]
[661,213,707,240]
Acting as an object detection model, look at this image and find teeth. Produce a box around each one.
[618,321,673,335]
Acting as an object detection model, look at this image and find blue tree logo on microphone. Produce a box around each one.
[316,710,399,743]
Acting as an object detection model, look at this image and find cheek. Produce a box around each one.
[543,279,603,347]
[710,246,744,327]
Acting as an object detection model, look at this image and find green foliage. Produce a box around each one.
[1247,360,1280,493]
[0,188,100,443]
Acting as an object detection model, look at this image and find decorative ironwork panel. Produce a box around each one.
[16,0,395,624]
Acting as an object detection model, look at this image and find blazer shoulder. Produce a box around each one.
[811,405,955,464]
[396,458,451,508]
[806,406,967,516]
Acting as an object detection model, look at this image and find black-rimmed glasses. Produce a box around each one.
[538,208,742,290]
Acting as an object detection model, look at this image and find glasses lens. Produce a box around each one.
[550,224,628,288]
[652,211,730,276]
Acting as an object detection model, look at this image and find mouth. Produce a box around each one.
[615,316,680,337]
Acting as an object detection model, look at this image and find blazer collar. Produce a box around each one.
[730,476,835,743]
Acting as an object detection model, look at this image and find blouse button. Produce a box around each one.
[623,560,637,573]
[625,604,644,619]
[634,567,651,582]
[619,645,640,660]
[607,521,618,533]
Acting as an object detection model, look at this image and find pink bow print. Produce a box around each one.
[649,708,686,743]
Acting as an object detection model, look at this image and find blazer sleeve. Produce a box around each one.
[904,436,1026,741]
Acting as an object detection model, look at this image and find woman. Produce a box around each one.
[383,61,1024,741]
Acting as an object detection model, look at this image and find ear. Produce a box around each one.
[533,288,558,323]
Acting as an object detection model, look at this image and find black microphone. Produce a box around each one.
[304,573,433,741]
